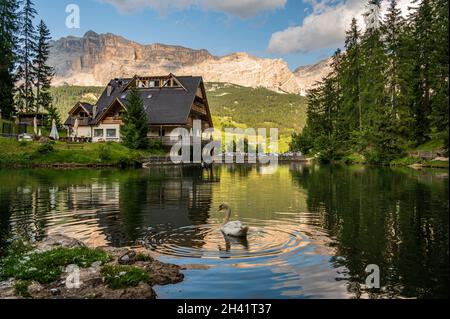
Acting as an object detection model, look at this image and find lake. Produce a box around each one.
[0,164,448,299]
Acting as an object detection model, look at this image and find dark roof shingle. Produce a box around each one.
[92,75,202,125]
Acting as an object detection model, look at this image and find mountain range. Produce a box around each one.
[49,31,332,95]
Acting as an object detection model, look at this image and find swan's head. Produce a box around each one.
[218,203,231,212]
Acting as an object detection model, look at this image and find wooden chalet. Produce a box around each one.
[64,74,214,145]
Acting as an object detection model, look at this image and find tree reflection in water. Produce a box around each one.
[291,164,449,298]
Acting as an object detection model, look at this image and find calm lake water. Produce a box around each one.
[0,164,448,299]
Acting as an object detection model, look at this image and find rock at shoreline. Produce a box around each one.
[0,235,184,299]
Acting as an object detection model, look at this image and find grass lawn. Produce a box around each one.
[413,139,446,152]
[390,139,448,168]
[0,137,164,167]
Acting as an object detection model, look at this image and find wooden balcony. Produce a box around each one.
[73,118,91,126]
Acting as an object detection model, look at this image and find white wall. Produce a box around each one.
[69,126,91,138]
[92,124,121,143]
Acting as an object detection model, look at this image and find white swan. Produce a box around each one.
[219,203,249,238]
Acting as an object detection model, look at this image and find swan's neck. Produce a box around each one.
[223,208,231,225]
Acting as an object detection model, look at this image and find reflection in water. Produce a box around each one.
[219,235,249,254]
[291,164,449,299]
[0,165,448,299]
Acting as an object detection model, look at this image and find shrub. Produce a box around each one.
[290,127,313,155]
[342,153,366,165]
[148,138,162,151]
[14,280,31,298]
[98,144,112,162]
[37,142,54,155]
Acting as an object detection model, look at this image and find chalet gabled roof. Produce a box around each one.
[68,102,94,116]
[64,102,94,126]
[92,75,204,126]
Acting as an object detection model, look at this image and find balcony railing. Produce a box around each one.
[72,118,91,126]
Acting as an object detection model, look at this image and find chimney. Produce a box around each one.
[107,85,113,96]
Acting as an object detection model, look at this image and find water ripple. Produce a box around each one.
[142,219,310,260]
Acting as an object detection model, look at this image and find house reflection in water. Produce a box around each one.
[3,167,216,249]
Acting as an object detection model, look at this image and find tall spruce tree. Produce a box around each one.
[16,0,37,113]
[378,0,412,154]
[329,49,347,149]
[360,0,391,157]
[0,0,19,119]
[341,18,363,137]
[122,87,149,150]
[429,0,449,149]
[383,0,404,112]
[408,0,434,144]
[33,20,54,115]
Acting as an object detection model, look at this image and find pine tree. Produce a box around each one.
[341,18,363,137]
[121,87,149,150]
[383,0,404,112]
[408,0,434,144]
[46,105,61,128]
[329,49,347,149]
[429,0,449,149]
[360,0,390,157]
[16,0,37,113]
[378,0,412,154]
[0,0,19,119]
[33,20,54,114]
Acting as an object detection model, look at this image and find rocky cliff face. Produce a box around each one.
[49,31,331,95]
[49,31,300,94]
[294,57,333,96]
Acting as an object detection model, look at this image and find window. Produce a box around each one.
[94,129,104,138]
[78,111,89,118]
[106,129,117,138]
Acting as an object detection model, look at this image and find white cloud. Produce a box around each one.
[268,0,414,54]
[98,0,286,18]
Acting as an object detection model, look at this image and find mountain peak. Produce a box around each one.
[83,30,99,38]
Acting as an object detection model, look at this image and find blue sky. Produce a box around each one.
[34,0,413,70]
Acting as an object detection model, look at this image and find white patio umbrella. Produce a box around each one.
[73,118,79,138]
[49,119,59,140]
